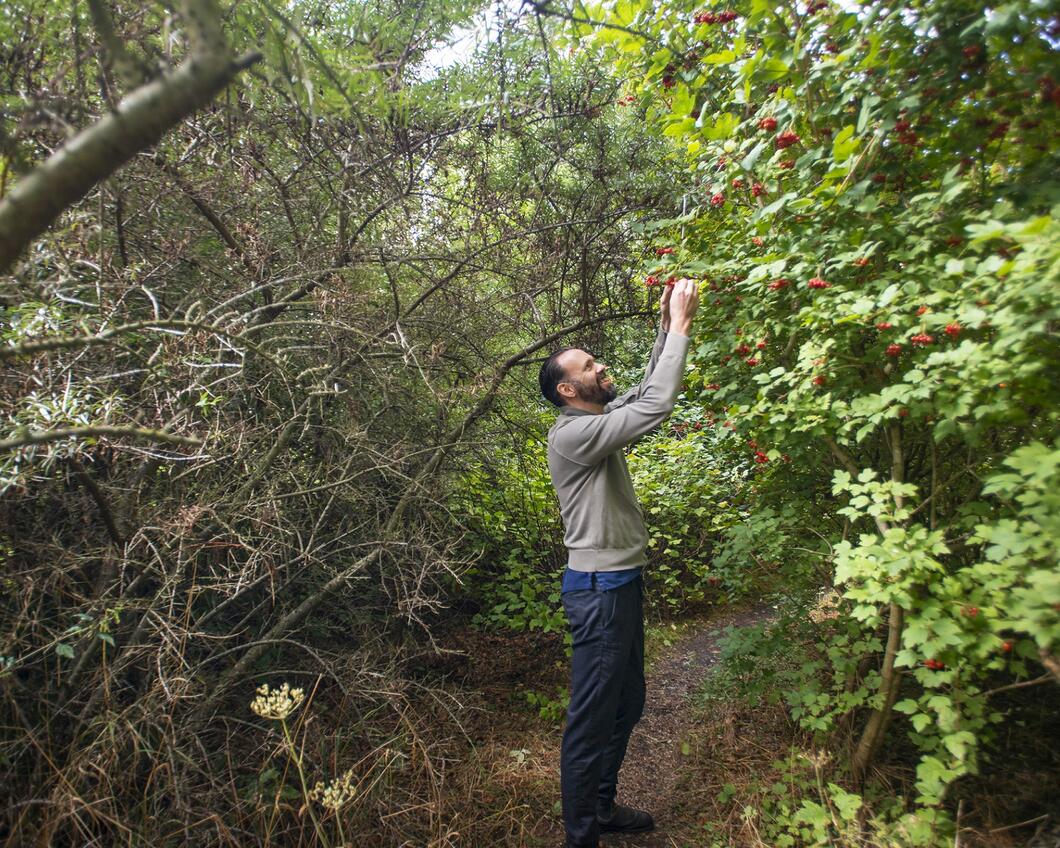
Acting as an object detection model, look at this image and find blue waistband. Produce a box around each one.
[561,567,641,593]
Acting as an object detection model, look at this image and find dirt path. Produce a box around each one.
[604,605,774,848]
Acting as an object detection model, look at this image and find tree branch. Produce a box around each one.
[0,0,258,273]
[0,425,202,451]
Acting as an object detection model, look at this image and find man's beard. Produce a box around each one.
[574,374,617,405]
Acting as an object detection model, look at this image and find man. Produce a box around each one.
[537,279,700,848]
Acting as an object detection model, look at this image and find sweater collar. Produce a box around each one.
[559,406,600,417]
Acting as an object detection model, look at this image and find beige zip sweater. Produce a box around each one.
[546,328,691,572]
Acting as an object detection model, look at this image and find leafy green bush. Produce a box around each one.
[579,0,1060,827]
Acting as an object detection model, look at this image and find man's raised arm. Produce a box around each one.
[605,285,675,412]
[552,280,700,466]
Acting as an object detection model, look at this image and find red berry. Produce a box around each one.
[768,278,790,290]
[898,407,909,417]
[752,236,765,247]
[754,450,769,463]
[779,159,795,169]
[655,246,675,256]
[894,119,912,133]
[711,193,726,207]
[662,75,675,90]
[706,383,721,390]
[812,375,826,386]
[758,116,778,131]
[963,606,979,617]
[917,305,930,316]
[944,323,961,337]
[736,343,751,355]
[745,357,759,366]
[807,277,831,289]
[776,130,800,149]
[886,343,903,357]
[1001,640,1013,653]
[855,257,870,267]
[963,44,982,60]
[876,322,894,330]
[732,178,745,189]
[911,333,935,346]
[751,182,765,197]
[645,275,659,287]
[756,340,767,350]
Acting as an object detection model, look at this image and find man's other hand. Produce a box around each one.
[659,283,673,331]
[668,278,700,337]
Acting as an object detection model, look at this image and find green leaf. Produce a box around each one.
[832,125,858,163]
[702,112,739,140]
[703,50,737,65]
[741,141,768,172]
[857,95,880,134]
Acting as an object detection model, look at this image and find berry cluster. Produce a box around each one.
[694,9,739,24]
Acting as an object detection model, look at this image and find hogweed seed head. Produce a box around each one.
[310,769,357,810]
[250,682,305,720]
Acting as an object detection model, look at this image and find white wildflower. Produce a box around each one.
[309,768,357,810]
[250,682,305,720]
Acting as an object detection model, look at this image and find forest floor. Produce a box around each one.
[442,602,777,847]
[440,601,1060,848]
[596,605,774,848]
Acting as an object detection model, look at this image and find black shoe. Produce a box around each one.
[597,802,655,834]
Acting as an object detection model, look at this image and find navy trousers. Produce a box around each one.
[560,575,646,847]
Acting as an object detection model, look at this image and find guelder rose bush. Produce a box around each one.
[579,0,1059,838]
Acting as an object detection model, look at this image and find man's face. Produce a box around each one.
[557,349,617,406]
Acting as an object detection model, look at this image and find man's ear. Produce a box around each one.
[557,381,575,400]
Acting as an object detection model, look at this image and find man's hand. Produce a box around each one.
[668,278,700,337]
[659,284,673,332]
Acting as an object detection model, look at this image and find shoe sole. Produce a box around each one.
[599,822,655,834]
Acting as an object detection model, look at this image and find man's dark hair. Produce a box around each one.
[539,347,575,407]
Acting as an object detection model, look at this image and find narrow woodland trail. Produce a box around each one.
[599,605,774,848]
